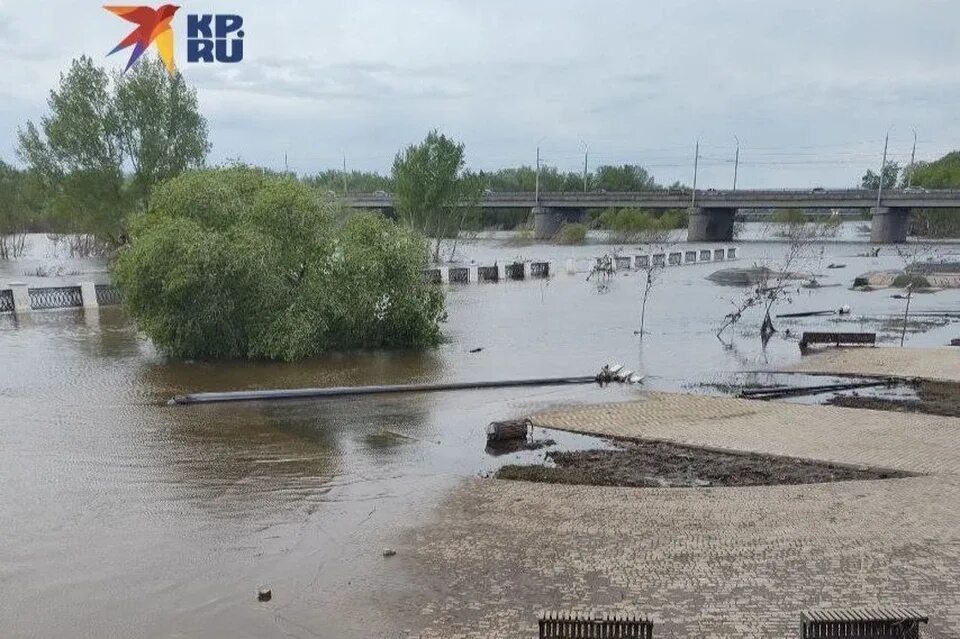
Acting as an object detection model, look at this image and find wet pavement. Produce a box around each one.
[2,226,960,637]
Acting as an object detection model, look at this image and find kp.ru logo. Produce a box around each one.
[104,4,245,75]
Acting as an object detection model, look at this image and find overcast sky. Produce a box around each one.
[1,0,958,187]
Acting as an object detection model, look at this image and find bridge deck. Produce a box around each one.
[344,189,960,210]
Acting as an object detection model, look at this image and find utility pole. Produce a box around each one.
[907,128,917,188]
[732,136,740,191]
[691,139,700,207]
[876,130,889,207]
[580,140,589,193]
[342,152,348,194]
[284,152,289,174]
[535,145,541,205]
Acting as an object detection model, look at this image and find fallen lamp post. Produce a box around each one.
[169,365,643,406]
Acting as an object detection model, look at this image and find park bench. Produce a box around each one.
[800,606,928,638]
[538,611,653,639]
[799,331,876,354]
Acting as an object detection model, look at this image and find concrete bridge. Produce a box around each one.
[343,189,960,243]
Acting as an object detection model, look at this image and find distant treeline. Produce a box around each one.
[306,163,688,194]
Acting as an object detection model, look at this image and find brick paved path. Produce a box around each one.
[785,346,960,382]
[530,392,960,474]
[395,392,960,638]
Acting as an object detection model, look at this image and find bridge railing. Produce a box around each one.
[341,188,960,208]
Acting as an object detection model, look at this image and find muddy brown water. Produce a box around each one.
[3,227,960,638]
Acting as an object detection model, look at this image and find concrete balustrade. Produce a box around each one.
[10,282,30,313]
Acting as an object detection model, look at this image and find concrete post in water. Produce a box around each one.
[79,282,99,309]
[687,207,737,242]
[870,207,911,243]
[533,206,564,240]
[10,282,30,313]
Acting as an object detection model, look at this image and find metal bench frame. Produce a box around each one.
[538,611,653,639]
[800,606,928,638]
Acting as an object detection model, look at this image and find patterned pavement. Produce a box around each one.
[784,347,960,382]
[393,363,960,638]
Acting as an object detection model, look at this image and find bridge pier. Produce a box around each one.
[533,207,584,240]
[870,206,911,244]
[687,207,737,242]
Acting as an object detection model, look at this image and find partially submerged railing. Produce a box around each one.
[0,283,122,314]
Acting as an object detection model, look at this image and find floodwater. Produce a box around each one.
[2,227,960,638]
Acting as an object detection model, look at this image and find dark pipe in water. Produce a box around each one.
[169,375,600,406]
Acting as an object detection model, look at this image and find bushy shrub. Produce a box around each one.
[597,208,685,242]
[114,167,444,360]
[892,273,930,289]
[555,222,587,245]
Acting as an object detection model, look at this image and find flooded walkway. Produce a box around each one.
[397,391,960,638]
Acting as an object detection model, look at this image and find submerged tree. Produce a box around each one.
[716,211,839,341]
[392,131,483,262]
[114,167,444,361]
[0,161,41,259]
[635,224,678,339]
[17,56,209,249]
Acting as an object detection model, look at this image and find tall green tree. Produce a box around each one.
[17,55,209,246]
[391,130,482,262]
[860,162,900,191]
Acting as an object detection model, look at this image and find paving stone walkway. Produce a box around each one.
[529,392,960,475]
[784,346,960,382]
[395,388,960,638]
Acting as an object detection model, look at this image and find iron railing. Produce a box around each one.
[95,284,123,306]
[29,286,82,310]
[0,289,13,313]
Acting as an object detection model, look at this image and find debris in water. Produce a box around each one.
[596,363,644,385]
[778,306,851,319]
[258,588,272,602]
[468,347,484,353]
[827,263,846,269]
[485,437,556,456]
[382,548,397,558]
[486,419,529,443]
